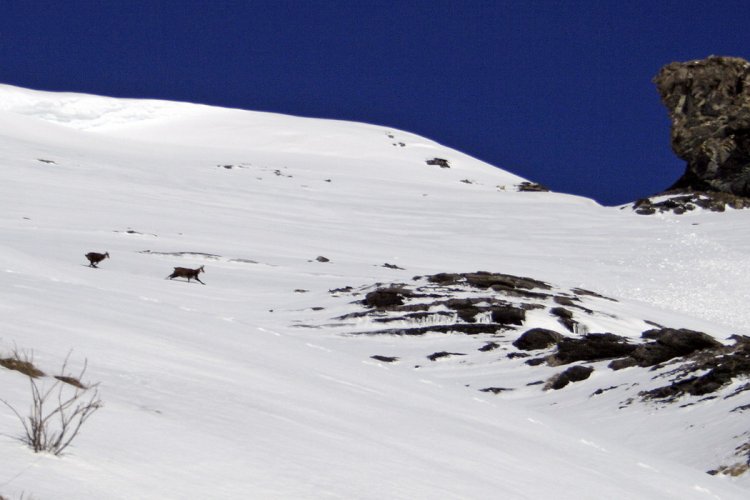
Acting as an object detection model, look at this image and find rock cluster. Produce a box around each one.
[640,335,750,401]
[342,272,587,337]
[654,56,750,196]
[632,190,750,214]
[516,181,550,192]
[425,158,450,168]
[333,272,746,400]
[326,272,750,476]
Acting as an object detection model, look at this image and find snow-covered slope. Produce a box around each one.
[0,84,748,499]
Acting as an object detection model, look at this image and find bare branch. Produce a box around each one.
[1,352,102,455]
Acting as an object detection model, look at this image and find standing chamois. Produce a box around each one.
[166,265,206,284]
[85,251,109,268]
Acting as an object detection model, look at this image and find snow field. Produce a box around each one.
[0,84,747,498]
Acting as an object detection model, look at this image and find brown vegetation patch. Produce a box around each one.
[708,463,750,477]
[0,357,45,378]
[54,375,86,389]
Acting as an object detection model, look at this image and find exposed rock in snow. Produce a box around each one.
[654,56,750,197]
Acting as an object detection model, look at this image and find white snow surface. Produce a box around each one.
[0,83,748,499]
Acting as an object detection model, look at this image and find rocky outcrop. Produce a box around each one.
[545,365,594,390]
[641,335,750,401]
[549,333,637,365]
[516,181,550,192]
[513,328,564,351]
[654,56,750,197]
[425,158,450,168]
[633,190,750,214]
[322,272,749,477]
[363,288,407,308]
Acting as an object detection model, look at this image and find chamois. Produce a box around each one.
[85,251,109,268]
[166,265,206,284]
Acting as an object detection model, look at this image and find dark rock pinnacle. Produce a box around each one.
[654,56,750,196]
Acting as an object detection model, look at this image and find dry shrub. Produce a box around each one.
[1,354,102,455]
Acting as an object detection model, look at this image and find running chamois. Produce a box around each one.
[166,265,206,285]
[85,251,109,268]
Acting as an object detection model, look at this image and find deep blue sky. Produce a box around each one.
[1,1,748,205]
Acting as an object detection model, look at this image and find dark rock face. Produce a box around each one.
[654,56,750,197]
[547,365,594,390]
[550,306,579,333]
[631,328,722,366]
[516,181,550,192]
[550,333,636,365]
[513,328,565,351]
[608,357,638,371]
[363,289,405,308]
[428,272,551,292]
[479,341,501,352]
[642,327,721,352]
[426,158,450,168]
[641,336,750,401]
[545,328,721,369]
[490,306,526,325]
